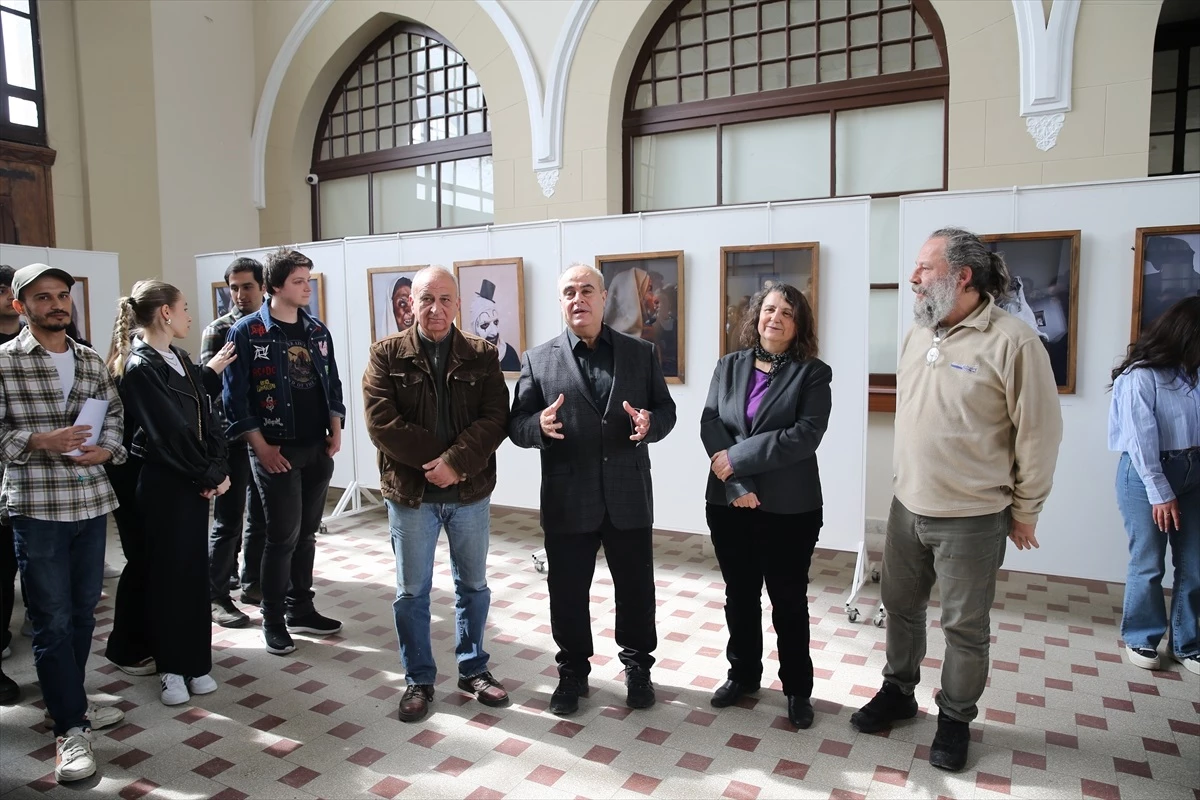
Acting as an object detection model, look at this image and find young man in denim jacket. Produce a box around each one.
[223,249,346,656]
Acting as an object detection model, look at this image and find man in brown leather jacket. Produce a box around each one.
[362,266,510,723]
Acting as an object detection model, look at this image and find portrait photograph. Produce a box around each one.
[69,277,90,344]
[454,258,525,375]
[981,231,1080,394]
[213,275,326,321]
[367,266,425,342]
[597,250,685,383]
[719,243,819,358]
[1132,225,1200,338]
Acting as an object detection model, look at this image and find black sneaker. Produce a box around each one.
[0,666,18,705]
[549,676,589,716]
[263,624,295,655]
[849,682,918,733]
[625,667,655,709]
[787,695,814,729]
[929,711,970,771]
[227,574,239,590]
[211,599,249,628]
[239,584,262,605]
[285,612,342,636]
[711,679,760,708]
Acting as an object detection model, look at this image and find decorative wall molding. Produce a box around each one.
[251,0,334,210]
[1012,0,1080,151]
[251,0,596,210]
[1025,112,1065,152]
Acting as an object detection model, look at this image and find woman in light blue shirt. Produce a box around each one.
[1109,296,1200,676]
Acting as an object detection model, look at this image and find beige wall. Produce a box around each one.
[941,0,1162,189]
[39,0,86,250]
[149,0,260,309]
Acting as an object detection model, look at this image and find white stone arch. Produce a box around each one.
[251,0,599,218]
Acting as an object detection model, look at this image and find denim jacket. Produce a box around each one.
[222,304,346,441]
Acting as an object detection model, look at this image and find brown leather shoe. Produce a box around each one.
[457,671,510,707]
[398,684,434,722]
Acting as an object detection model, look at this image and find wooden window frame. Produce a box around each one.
[0,0,47,147]
[310,21,492,239]
[1149,21,1200,176]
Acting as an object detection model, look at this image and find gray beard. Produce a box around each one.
[912,274,960,329]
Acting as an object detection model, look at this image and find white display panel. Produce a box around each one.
[897,175,1200,584]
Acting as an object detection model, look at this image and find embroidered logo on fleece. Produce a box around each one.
[950,362,978,373]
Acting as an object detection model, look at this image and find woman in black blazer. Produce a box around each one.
[106,280,231,707]
[700,283,832,729]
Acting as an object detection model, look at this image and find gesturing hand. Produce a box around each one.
[422,457,461,488]
[206,342,237,374]
[541,393,566,440]
[623,401,651,442]
[710,450,734,481]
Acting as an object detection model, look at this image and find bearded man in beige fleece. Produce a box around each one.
[850,227,1063,772]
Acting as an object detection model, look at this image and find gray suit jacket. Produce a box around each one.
[700,350,832,514]
[509,327,677,534]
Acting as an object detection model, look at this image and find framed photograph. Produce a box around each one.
[1132,225,1200,339]
[213,274,326,321]
[454,258,526,375]
[719,243,819,358]
[980,231,1080,394]
[596,250,685,383]
[69,277,90,344]
[367,266,425,342]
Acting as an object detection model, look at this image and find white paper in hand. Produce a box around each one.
[66,398,109,457]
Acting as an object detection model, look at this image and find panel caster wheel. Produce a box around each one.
[319,523,329,535]
[870,568,880,583]
[872,608,887,628]
[532,556,546,574]
[846,607,860,623]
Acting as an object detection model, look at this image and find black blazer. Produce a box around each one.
[700,349,832,514]
[119,339,228,490]
[509,327,677,534]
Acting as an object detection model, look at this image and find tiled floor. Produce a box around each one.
[1,505,1197,799]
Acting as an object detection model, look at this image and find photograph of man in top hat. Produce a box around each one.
[454,258,526,374]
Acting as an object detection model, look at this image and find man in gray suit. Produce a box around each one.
[510,263,676,716]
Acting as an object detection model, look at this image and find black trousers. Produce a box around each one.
[208,441,266,600]
[105,459,153,667]
[1,517,15,651]
[707,503,822,699]
[250,442,334,625]
[543,514,656,679]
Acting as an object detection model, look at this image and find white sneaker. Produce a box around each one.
[112,657,156,677]
[1177,654,1200,675]
[160,673,189,706]
[2,645,10,660]
[55,727,95,783]
[102,562,122,579]
[1126,646,1160,670]
[186,674,218,695]
[43,703,125,731]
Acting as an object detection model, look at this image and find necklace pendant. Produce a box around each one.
[926,346,940,364]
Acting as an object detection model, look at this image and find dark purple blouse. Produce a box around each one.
[745,368,771,426]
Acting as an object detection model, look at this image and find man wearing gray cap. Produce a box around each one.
[0,264,129,782]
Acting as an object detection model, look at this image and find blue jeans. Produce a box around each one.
[1116,451,1200,658]
[386,497,492,685]
[10,515,107,735]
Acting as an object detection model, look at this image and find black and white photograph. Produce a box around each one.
[1133,225,1200,338]
[454,258,525,374]
[981,231,1080,394]
[597,250,685,383]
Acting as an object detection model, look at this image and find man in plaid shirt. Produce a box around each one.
[201,257,267,629]
[0,264,128,782]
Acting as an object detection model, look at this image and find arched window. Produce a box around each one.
[311,21,493,239]
[1148,2,1200,176]
[0,0,45,146]
[624,0,948,212]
